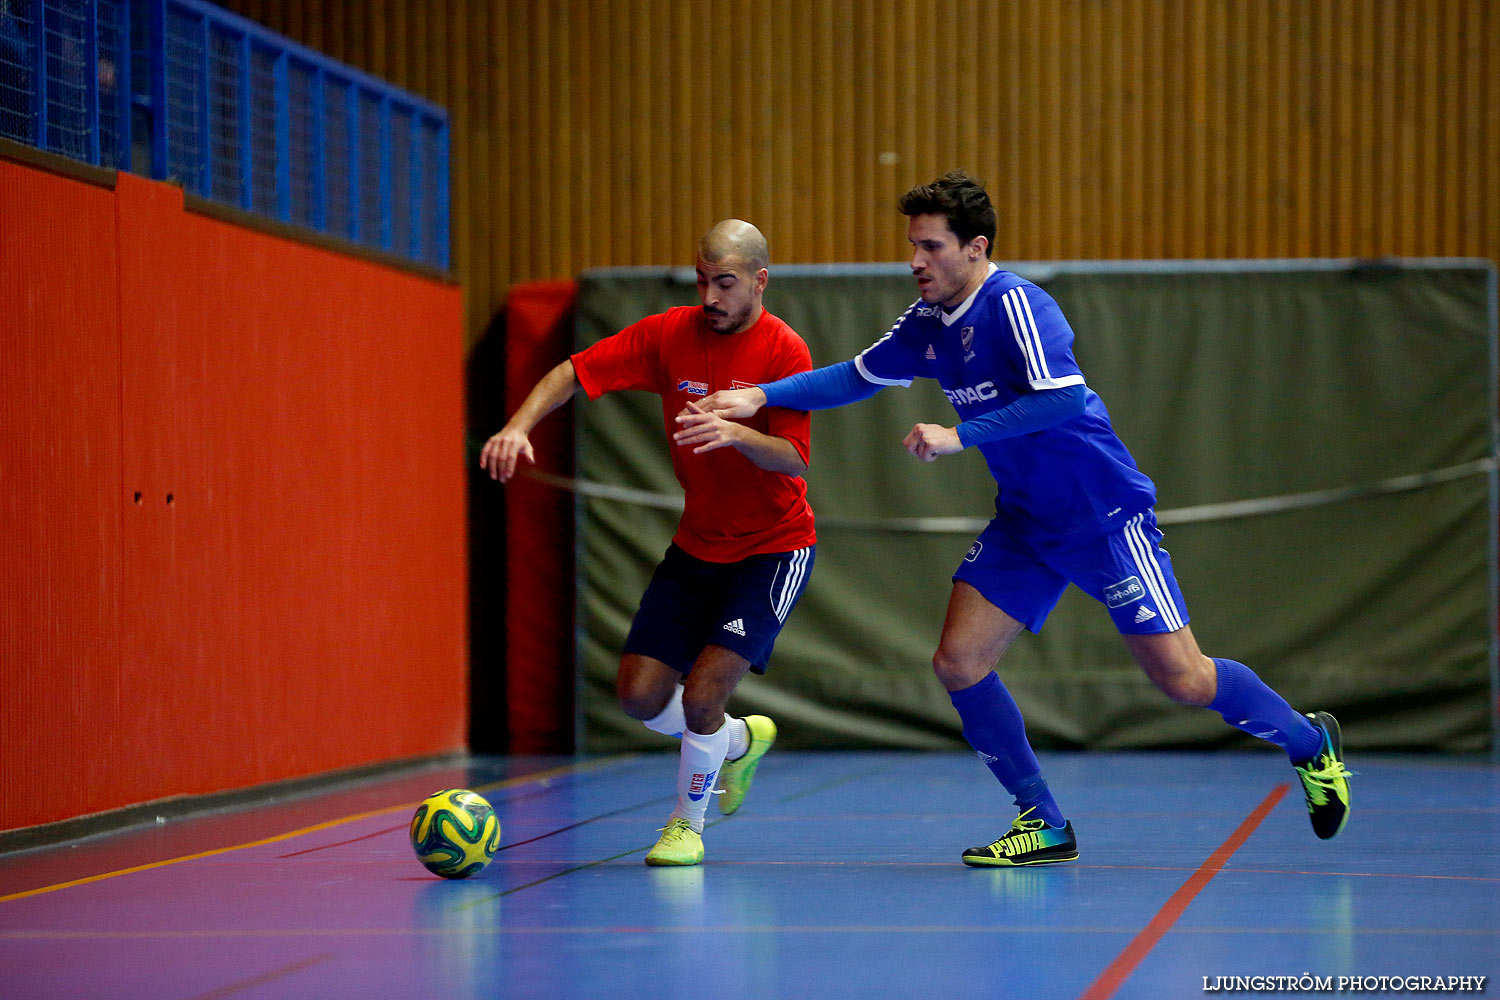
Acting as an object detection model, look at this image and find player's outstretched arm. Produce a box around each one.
[673,401,806,475]
[698,386,767,420]
[900,385,1089,464]
[479,360,581,483]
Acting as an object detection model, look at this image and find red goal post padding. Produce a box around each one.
[502,281,578,752]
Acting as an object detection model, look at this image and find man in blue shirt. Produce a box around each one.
[681,171,1352,866]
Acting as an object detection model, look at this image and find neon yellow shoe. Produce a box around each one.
[717,715,777,815]
[1294,711,1352,840]
[961,807,1078,867]
[645,818,703,866]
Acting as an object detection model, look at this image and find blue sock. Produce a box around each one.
[948,672,1066,828]
[1209,658,1322,762]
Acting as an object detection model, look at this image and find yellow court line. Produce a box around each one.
[0,756,633,905]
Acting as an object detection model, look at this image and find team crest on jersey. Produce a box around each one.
[961,326,976,363]
[676,379,709,395]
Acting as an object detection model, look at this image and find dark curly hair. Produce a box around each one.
[897,170,996,256]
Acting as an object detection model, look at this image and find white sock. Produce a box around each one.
[670,724,731,832]
[642,684,686,738]
[642,687,747,760]
[724,716,749,760]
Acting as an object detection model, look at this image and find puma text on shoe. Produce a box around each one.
[962,808,1078,867]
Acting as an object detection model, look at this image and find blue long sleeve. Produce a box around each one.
[955,384,1088,448]
[760,360,884,411]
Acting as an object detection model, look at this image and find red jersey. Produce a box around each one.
[572,305,816,563]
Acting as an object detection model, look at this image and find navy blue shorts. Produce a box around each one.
[953,510,1190,635]
[623,543,815,674]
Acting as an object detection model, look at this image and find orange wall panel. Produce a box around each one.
[2,163,467,831]
[0,162,125,828]
[113,173,469,800]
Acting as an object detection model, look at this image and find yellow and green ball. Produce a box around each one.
[409,789,500,879]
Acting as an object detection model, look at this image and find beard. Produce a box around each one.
[704,305,750,334]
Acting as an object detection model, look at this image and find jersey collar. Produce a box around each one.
[941,262,1000,326]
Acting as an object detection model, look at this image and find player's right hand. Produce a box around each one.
[698,387,766,420]
[479,426,534,483]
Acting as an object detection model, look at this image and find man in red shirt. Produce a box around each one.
[481,220,816,866]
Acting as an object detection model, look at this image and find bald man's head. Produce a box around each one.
[695,220,770,335]
[697,219,769,275]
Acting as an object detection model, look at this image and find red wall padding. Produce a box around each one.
[1,163,126,825]
[502,282,577,752]
[2,164,468,831]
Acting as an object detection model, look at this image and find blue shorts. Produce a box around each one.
[624,543,815,674]
[953,510,1189,635]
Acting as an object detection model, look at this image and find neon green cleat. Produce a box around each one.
[645,818,704,867]
[1294,711,1352,840]
[716,715,777,815]
[961,807,1078,867]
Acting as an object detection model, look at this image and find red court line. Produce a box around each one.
[1077,783,1289,1000]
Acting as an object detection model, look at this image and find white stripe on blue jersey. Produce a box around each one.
[1123,514,1184,630]
[1002,286,1086,390]
[1012,288,1053,381]
[855,301,921,386]
[856,354,912,387]
[1001,288,1046,383]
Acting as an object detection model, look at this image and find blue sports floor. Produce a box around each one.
[0,750,1496,999]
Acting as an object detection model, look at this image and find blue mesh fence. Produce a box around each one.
[246,41,274,214]
[95,0,121,165]
[356,88,381,247]
[389,103,411,257]
[285,57,314,228]
[320,73,350,240]
[206,24,238,203]
[162,2,200,186]
[1,0,450,270]
[42,1,89,159]
[0,1,35,144]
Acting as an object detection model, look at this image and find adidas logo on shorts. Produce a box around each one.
[723,618,747,636]
[1133,605,1157,624]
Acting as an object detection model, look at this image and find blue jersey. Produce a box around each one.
[856,264,1156,542]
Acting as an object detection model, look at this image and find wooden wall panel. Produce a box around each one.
[221,0,1500,351]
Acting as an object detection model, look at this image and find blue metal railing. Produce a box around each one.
[0,0,450,270]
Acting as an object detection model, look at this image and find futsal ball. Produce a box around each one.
[409,789,500,879]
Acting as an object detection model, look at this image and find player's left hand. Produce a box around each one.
[673,401,743,454]
[904,423,963,462]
